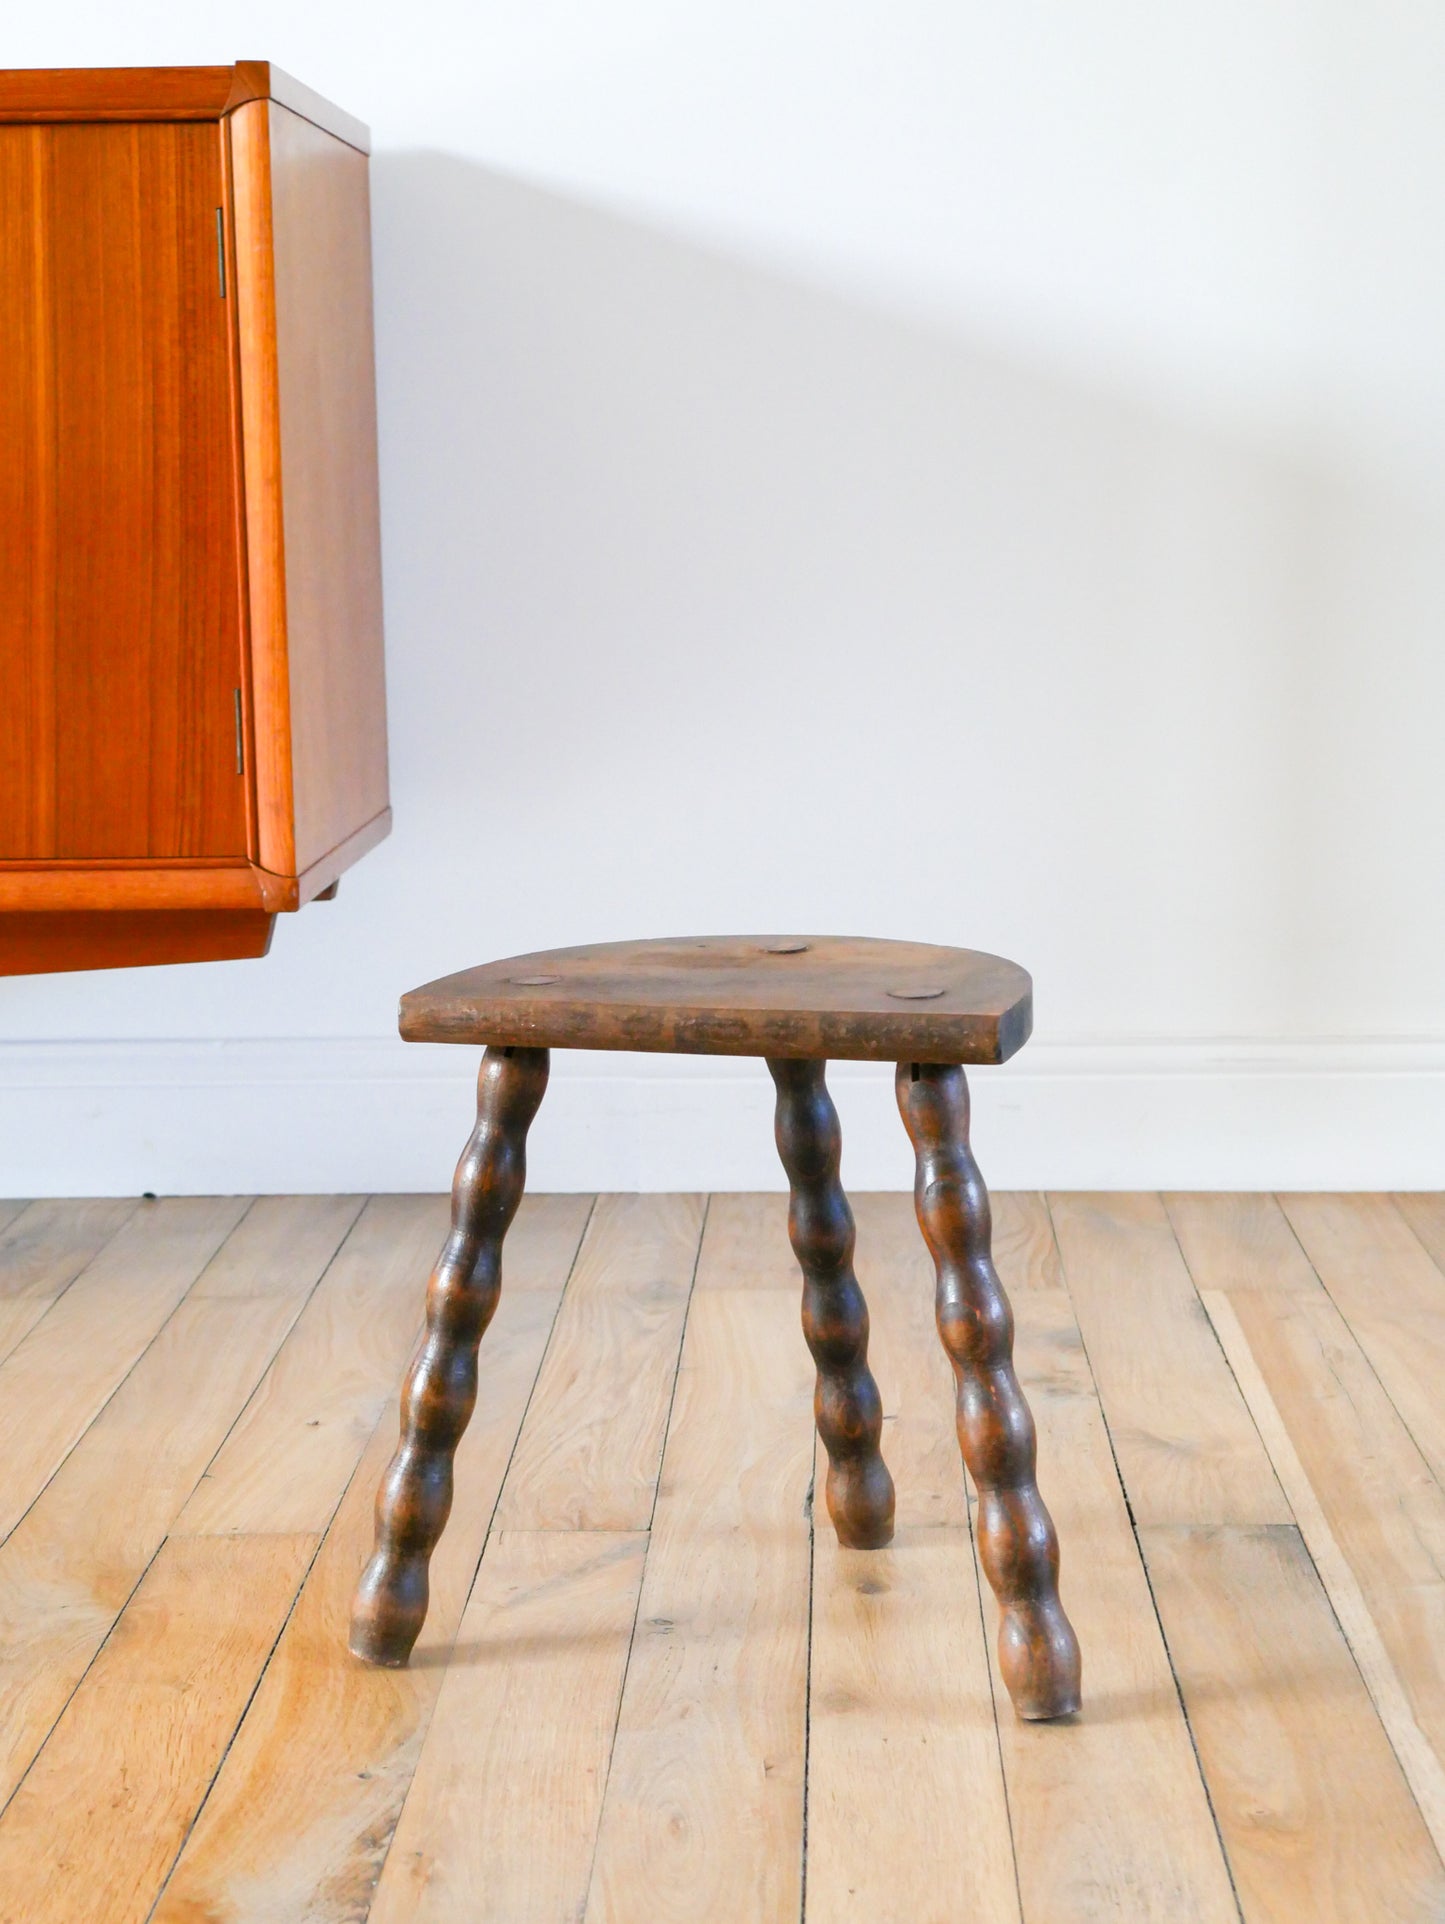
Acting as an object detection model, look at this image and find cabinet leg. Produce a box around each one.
[768,1057,895,1549]
[349,1045,549,1665]
[896,1060,1081,1719]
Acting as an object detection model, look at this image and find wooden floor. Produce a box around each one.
[1,1192,1444,1921]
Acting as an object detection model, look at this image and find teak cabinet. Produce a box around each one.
[0,63,390,974]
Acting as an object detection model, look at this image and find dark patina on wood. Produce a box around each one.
[769,1058,895,1548]
[399,935,1032,1064]
[349,1044,548,1667]
[897,1060,1081,1719]
[353,935,1079,1721]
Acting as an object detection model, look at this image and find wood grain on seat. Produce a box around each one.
[398,935,1032,1063]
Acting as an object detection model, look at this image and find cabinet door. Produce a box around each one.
[0,120,248,861]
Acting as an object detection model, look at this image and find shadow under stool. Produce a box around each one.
[348,934,1081,1721]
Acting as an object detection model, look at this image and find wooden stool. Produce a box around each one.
[349,935,1081,1721]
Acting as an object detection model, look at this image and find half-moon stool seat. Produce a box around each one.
[349,936,1081,1721]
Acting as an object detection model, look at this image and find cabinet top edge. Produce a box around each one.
[0,61,370,153]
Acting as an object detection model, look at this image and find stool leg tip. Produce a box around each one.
[348,1550,426,1668]
[827,1457,896,1549]
[349,1632,413,1669]
[1000,1605,1082,1720]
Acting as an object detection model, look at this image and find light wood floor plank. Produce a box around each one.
[1165,1191,1322,1295]
[1141,1522,1445,1920]
[176,1194,452,1535]
[1049,1191,1288,1527]
[994,1188,1070,1293]
[179,1196,588,1536]
[0,1531,317,1924]
[495,1192,704,1531]
[693,1190,796,1288]
[1278,1193,1445,1488]
[836,1193,1067,1530]
[367,1196,698,1921]
[806,1191,1016,1921]
[0,1196,361,1810]
[185,1192,366,1297]
[368,1531,647,1923]
[2,1190,1438,1919]
[584,1289,814,1924]
[1158,1194,1445,1913]
[808,1527,1017,1921]
[992,1277,1239,1921]
[700,1194,948,1510]
[847,1192,964,1530]
[153,1204,588,1924]
[817,1193,1230,1918]
[0,1196,250,1544]
[1395,1194,1445,1276]
[1203,1285,1445,1863]
[0,1197,138,1366]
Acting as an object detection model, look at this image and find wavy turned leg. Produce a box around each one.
[896,1060,1081,1720]
[768,1057,895,1549]
[349,1045,549,1666]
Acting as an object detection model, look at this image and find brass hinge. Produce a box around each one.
[216,208,227,298]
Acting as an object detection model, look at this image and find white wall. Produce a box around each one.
[4,4,1444,1192]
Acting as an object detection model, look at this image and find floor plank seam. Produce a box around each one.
[640,1194,708,1541]
[1200,1288,1445,1867]
[161,1194,369,1530]
[161,1378,432,1923]
[1042,1193,1248,1924]
[0,1506,169,1831]
[962,1480,1026,1923]
[0,1195,141,1370]
[1277,1190,1445,1501]
[576,1193,709,1922]
[0,1196,262,1558]
[799,1456,816,1924]
[142,1527,330,1924]
[139,1199,443,1911]
[1164,1198,1294,1526]
[12,1193,1442,1919]
[1387,1194,1445,1289]
[1176,1191,1445,1865]
[0,1211,351,1837]
[360,1193,603,1920]
[0,1198,367,1832]
[1289,1524,1445,1875]
[142,1201,434,1909]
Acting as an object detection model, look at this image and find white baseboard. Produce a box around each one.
[1,1036,1442,1195]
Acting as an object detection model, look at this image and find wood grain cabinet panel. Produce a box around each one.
[0,63,390,974]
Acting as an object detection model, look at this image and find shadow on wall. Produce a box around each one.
[367,152,1443,1042]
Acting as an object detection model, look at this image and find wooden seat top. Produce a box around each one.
[400,935,1032,1064]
